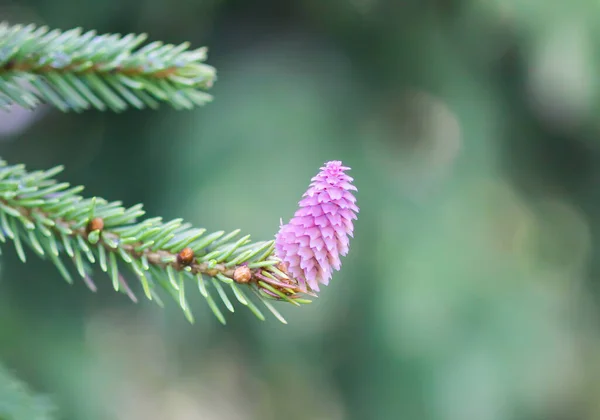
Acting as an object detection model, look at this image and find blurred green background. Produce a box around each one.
[2,0,600,419]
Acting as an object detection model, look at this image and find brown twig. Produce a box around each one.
[0,58,180,78]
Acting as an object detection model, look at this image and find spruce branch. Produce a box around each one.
[0,22,215,112]
[0,160,312,324]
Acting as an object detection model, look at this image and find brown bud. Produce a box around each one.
[233,266,252,283]
[87,217,104,232]
[177,247,194,265]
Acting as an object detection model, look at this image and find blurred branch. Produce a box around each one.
[0,161,312,324]
[0,22,215,112]
[0,364,55,420]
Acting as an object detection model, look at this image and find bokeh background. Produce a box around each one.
[2,0,600,419]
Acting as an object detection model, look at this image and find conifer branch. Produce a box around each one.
[0,22,215,112]
[0,160,312,324]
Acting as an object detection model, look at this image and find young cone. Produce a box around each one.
[275,161,358,292]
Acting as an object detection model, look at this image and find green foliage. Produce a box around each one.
[0,21,311,324]
[0,364,55,420]
[0,160,310,324]
[0,18,312,418]
[0,22,215,112]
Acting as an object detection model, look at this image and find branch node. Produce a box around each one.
[233,266,251,284]
[177,247,194,266]
[87,217,104,233]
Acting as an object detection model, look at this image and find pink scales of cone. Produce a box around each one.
[275,161,359,292]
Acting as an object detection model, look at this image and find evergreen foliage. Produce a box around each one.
[0,22,215,112]
[0,17,359,420]
[0,160,311,324]
[0,21,318,325]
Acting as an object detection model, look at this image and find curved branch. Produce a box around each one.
[0,160,310,324]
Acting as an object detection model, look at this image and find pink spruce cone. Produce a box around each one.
[275,161,358,292]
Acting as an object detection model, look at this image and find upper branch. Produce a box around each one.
[0,22,216,112]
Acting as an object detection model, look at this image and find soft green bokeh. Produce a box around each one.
[2,1,600,419]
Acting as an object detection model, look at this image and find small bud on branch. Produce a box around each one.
[177,247,194,266]
[87,217,104,233]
